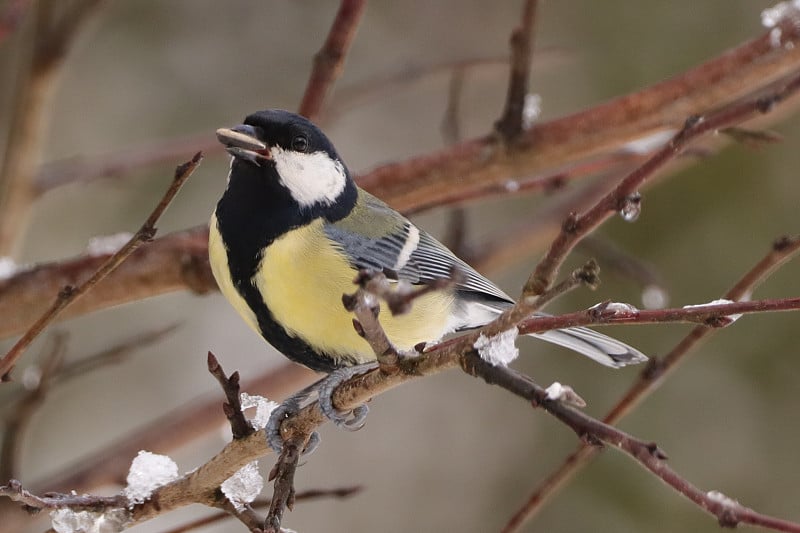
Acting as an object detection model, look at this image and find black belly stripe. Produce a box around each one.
[214,159,358,373]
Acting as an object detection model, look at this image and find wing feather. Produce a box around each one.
[325,190,512,303]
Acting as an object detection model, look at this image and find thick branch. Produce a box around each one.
[358,17,800,212]
[0,0,105,256]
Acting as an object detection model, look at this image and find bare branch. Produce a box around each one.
[161,486,360,533]
[523,74,800,298]
[503,235,800,532]
[494,0,538,142]
[207,351,254,440]
[0,332,66,481]
[298,0,366,121]
[0,152,202,381]
[358,18,800,211]
[462,355,800,533]
[0,0,106,255]
[0,227,213,340]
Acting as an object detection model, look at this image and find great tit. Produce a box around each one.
[210,109,646,447]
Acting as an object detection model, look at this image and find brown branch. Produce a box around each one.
[264,435,306,533]
[0,21,795,338]
[502,235,800,532]
[36,363,315,496]
[462,356,800,533]
[161,486,361,533]
[207,351,254,440]
[0,152,202,381]
[0,226,213,340]
[0,0,105,256]
[297,0,366,121]
[0,479,125,513]
[523,73,800,298]
[0,332,66,482]
[514,296,800,334]
[494,0,538,142]
[34,133,221,195]
[52,324,179,384]
[358,17,800,212]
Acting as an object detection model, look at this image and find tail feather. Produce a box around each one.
[532,327,647,368]
[453,299,647,368]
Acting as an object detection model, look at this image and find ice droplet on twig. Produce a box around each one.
[619,192,642,222]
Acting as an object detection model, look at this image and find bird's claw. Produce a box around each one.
[266,391,319,456]
[318,363,377,430]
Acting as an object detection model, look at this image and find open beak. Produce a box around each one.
[216,125,271,164]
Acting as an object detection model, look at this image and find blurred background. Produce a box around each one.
[1,1,798,532]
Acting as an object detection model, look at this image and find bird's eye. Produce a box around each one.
[291,135,309,152]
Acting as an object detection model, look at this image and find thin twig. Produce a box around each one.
[35,133,221,195]
[53,324,179,384]
[0,332,66,481]
[298,0,366,121]
[264,436,305,533]
[502,235,800,532]
[514,295,800,334]
[0,479,126,512]
[0,152,202,381]
[523,73,800,298]
[207,351,254,440]
[495,0,538,142]
[462,356,800,533]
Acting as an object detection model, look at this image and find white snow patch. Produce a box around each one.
[591,301,640,316]
[522,93,542,129]
[474,327,519,366]
[221,461,264,511]
[87,233,133,257]
[761,1,800,28]
[22,365,42,390]
[622,129,675,154]
[683,298,741,322]
[641,285,669,309]
[240,392,279,430]
[544,382,587,407]
[123,451,179,504]
[50,508,128,533]
[707,490,739,508]
[0,256,17,280]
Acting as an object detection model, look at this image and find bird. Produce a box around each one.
[209,109,647,451]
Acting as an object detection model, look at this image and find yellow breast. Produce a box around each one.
[209,213,260,334]
[255,220,454,363]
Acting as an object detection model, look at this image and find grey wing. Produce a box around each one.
[324,190,512,304]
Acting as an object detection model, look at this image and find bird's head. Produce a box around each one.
[216,109,354,212]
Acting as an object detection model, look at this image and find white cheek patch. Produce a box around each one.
[271,147,347,207]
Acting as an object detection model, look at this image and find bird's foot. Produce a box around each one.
[318,363,378,431]
[266,385,321,455]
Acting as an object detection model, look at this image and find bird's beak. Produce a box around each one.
[216,125,272,164]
